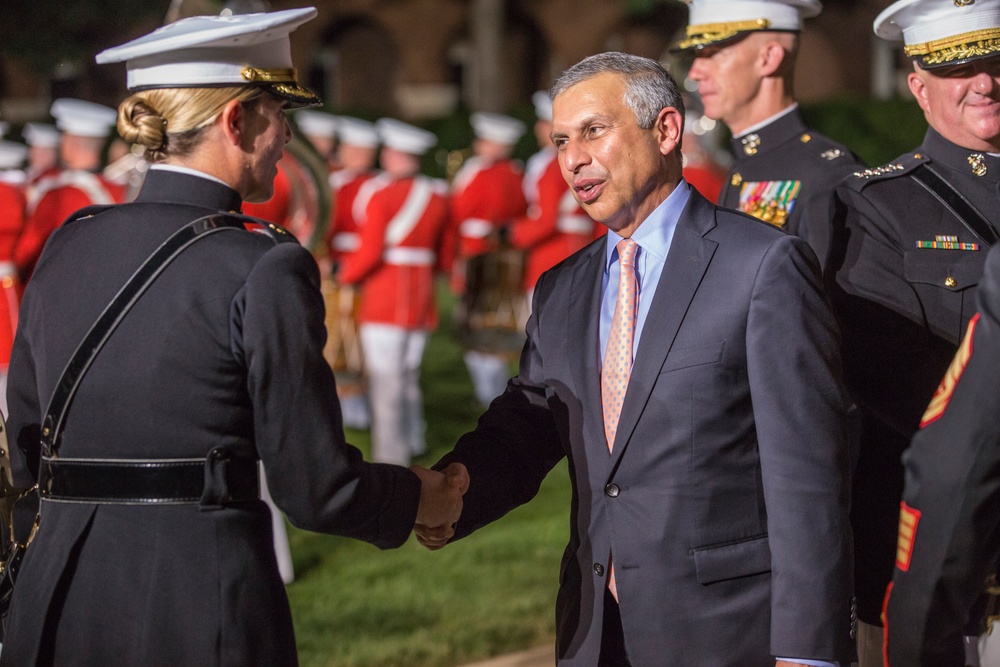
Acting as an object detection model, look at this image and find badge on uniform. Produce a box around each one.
[914,235,979,251]
[737,180,801,228]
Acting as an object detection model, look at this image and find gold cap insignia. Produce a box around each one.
[673,18,771,51]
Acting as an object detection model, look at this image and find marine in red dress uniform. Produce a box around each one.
[15,99,125,282]
[338,118,450,465]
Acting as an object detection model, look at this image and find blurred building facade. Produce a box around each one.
[1,0,902,123]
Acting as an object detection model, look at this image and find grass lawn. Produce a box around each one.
[288,285,571,666]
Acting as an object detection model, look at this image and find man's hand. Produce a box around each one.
[411,463,470,550]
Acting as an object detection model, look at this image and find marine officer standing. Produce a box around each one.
[677,0,863,264]
[827,1,1000,663]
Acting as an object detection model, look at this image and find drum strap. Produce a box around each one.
[385,177,433,246]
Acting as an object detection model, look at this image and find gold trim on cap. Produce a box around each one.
[904,28,1000,66]
[241,67,299,83]
[675,18,771,51]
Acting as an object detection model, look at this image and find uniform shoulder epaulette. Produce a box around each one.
[799,131,856,165]
[228,212,300,245]
[844,152,930,191]
[63,204,116,225]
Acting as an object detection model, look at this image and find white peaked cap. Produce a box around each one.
[50,99,118,138]
[23,123,60,148]
[874,0,1000,70]
[0,141,27,170]
[471,112,526,145]
[532,91,553,122]
[675,0,822,51]
[336,116,379,148]
[95,8,320,108]
[375,118,437,155]
[296,110,338,139]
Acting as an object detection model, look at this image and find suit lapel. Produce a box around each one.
[610,192,719,468]
[567,242,608,453]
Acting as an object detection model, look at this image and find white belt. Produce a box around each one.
[383,247,435,266]
[558,215,594,235]
[332,233,360,252]
[459,218,494,239]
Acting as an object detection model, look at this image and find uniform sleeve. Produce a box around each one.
[5,296,42,542]
[233,242,420,548]
[434,272,566,538]
[886,246,1000,667]
[746,234,856,661]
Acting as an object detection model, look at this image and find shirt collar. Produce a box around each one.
[605,180,692,271]
[150,163,234,189]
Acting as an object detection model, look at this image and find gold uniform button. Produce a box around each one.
[800,134,812,143]
[945,277,957,288]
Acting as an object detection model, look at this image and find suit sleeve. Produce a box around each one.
[434,271,566,539]
[235,242,420,548]
[746,233,855,661]
[886,246,1000,667]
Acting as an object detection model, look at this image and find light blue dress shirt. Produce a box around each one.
[597,180,839,667]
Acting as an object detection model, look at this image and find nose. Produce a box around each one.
[560,139,590,175]
[971,67,999,96]
[688,57,704,82]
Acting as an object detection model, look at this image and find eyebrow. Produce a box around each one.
[550,112,614,141]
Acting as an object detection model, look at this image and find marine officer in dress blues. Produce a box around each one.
[676,0,864,265]
[826,1,1000,664]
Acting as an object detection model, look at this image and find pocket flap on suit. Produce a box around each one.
[903,250,983,292]
[693,534,771,585]
[660,341,724,373]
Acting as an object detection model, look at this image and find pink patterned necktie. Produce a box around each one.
[601,237,638,602]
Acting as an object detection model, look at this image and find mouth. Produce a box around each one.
[574,178,605,205]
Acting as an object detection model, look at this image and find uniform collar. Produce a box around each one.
[134,166,243,212]
[729,106,808,161]
[920,127,1000,183]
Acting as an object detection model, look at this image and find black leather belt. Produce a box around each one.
[38,449,259,506]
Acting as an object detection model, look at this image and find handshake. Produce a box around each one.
[409,463,470,550]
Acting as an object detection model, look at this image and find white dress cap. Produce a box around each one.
[874,0,1000,70]
[471,112,526,146]
[0,141,27,170]
[23,123,60,148]
[295,110,338,139]
[95,7,321,108]
[532,91,553,122]
[675,0,822,52]
[336,116,379,148]
[50,99,118,138]
[375,118,437,156]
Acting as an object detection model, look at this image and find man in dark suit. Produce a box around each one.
[826,1,1000,663]
[417,52,855,666]
[884,243,1000,666]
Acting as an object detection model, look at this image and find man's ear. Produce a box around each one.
[907,70,931,115]
[655,106,684,157]
[217,99,245,147]
[757,40,787,78]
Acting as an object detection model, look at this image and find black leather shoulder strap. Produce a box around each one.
[40,213,248,456]
[911,164,999,247]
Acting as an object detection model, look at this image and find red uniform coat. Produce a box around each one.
[326,168,378,263]
[509,149,599,290]
[338,174,450,330]
[449,156,526,261]
[0,182,25,368]
[16,169,126,281]
[242,159,292,226]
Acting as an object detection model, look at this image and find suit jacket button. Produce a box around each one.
[605,484,620,498]
[594,563,605,577]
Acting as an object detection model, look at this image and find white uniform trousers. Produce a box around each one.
[463,350,510,407]
[360,323,428,466]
